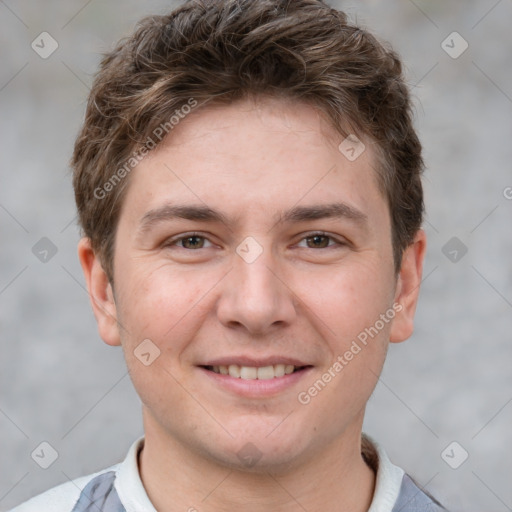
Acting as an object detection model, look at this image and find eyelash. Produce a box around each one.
[165,232,345,250]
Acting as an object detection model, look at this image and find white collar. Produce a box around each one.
[114,434,404,512]
[364,434,405,512]
[114,437,156,511]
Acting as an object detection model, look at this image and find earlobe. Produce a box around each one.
[389,229,427,343]
[77,237,121,346]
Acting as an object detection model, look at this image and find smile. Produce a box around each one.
[203,364,307,380]
[199,363,313,397]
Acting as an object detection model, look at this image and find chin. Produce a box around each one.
[207,441,305,475]
[199,425,310,473]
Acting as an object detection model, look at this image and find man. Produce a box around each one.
[12,0,447,510]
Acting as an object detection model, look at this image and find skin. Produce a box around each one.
[79,96,426,512]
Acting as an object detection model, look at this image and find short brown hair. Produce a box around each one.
[72,0,424,282]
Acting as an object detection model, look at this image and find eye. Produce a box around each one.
[165,233,213,250]
[297,232,344,249]
[163,232,345,251]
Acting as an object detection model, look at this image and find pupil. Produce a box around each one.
[185,236,202,249]
[309,235,328,248]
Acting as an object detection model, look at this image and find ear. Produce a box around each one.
[77,237,121,346]
[389,229,427,343]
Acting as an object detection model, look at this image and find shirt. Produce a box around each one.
[9,434,446,511]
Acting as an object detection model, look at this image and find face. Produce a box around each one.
[80,96,425,473]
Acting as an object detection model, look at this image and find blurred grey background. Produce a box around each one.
[1,1,511,510]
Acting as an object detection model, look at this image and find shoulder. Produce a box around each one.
[362,433,448,512]
[393,473,448,512]
[8,465,120,512]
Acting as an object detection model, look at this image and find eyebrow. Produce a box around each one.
[136,201,368,238]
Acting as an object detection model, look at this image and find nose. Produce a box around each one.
[216,239,297,336]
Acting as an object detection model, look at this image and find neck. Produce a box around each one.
[139,415,376,512]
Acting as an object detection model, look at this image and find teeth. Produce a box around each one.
[257,366,275,380]
[228,365,241,378]
[212,364,301,379]
[240,366,258,379]
[274,364,285,377]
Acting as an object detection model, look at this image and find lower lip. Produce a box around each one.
[198,366,313,398]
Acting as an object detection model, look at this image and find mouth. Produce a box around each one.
[200,364,311,380]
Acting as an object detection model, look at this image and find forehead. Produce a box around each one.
[119,97,387,230]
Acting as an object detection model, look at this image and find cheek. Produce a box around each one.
[113,264,202,409]
[294,262,394,425]
[114,260,219,363]
[300,258,395,344]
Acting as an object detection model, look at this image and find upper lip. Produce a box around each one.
[199,356,311,367]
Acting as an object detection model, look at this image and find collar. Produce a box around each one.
[363,433,405,512]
